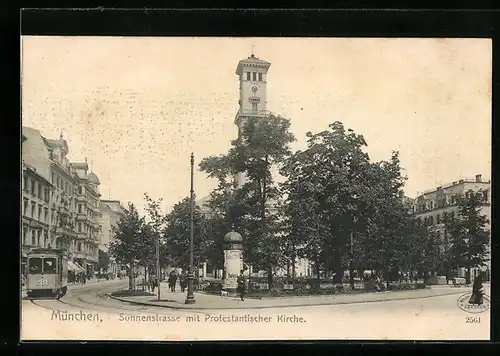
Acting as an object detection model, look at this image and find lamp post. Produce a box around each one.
[185,152,196,304]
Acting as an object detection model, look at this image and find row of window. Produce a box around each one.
[77,203,100,218]
[418,211,456,226]
[23,198,49,224]
[415,190,489,213]
[23,176,50,202]
[52,171,75,194]
[22,227,49,248]
[22,225,98,256]
[23,198,100,234]
[24,174,95,209]
[245,71,263,82]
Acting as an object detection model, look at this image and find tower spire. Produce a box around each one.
[60,130,63,140]
[251,44,255,57]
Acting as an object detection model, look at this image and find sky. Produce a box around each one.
[21,37,492,216]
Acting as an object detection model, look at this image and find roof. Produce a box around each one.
[88,172,100,184]
[235,54,271,75]
[24,164,53,186]
[224,230,243,242]
[44,138,69,154]
[70,162,89,170]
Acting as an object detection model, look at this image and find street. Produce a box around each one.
[21,280,490,341]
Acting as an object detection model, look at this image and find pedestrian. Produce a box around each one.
[151,276,157,293]
[469,275,485,305]
[180,272,187,293]
[171,271,178,292]
[168,271,175,292]
[237,269,246,301]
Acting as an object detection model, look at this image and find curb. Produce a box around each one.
[106,289,467,311]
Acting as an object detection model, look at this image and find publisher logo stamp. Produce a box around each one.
[457,293,490,314]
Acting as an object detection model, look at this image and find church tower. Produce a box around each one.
[234,53,271,187]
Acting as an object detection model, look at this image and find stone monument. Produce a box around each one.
[223,228,243,295]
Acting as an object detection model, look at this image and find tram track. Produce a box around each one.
[26,281,203,316]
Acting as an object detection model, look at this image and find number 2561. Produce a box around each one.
[465,317,480,323]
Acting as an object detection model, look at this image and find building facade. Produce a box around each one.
[412,174,491,280]
[22,126,103,276]
[99,200,126,276]
[70,161,102,276]
[21,159,53,274]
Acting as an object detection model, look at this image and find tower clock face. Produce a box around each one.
[250,84,259,93]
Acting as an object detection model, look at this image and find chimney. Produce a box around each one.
[459,179,464,184]
[452,181,457,185]
[475,174,482,182]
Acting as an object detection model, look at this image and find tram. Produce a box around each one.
[26,248,68,299]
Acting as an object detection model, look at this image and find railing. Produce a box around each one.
[236,109,272,117]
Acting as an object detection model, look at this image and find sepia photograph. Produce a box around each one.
[20,36,491,341]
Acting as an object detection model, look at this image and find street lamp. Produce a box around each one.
[156,231,161,300]
[185,152,196,304]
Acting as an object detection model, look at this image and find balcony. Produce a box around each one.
[73,251,87,260]
[88,204,101,214]
[58,204,71,216]
[55,226,77,238]
[234,110,271,126]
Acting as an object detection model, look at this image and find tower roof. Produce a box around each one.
[87,172,100,184]
[235,54,271,75]
[224,230,243,243]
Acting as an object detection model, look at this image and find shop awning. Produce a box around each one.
[72,262,86,273]
[67,261,79,272]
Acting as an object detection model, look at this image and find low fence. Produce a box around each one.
[200,277,428,297]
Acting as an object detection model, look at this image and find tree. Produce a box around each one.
[359,153,408,287]
[163,196,210,271]
[144,193,168,277]
[108,202,146,290]
[281,122,411,287]
[447,190,490,283]
[200,114,295,288]
[97,249,110,272]
[280,122,373,283]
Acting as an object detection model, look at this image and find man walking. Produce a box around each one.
[151,275,157,293]
[237,270,246,301]
[168,271,178,292]
[180,271,187,293]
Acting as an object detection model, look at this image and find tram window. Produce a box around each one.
[43,258,57,274]
[28,258,43,274]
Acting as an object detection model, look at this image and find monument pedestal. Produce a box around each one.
[223,229,244,296]
[222,277,239,296]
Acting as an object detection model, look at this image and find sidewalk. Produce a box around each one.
[108,282,472,310]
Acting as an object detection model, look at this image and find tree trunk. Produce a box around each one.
[128,261,134,290]
[349,259,355,290]
[333,249,343,284]
[267,267,273,289]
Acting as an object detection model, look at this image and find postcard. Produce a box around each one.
[21,36,491,341]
